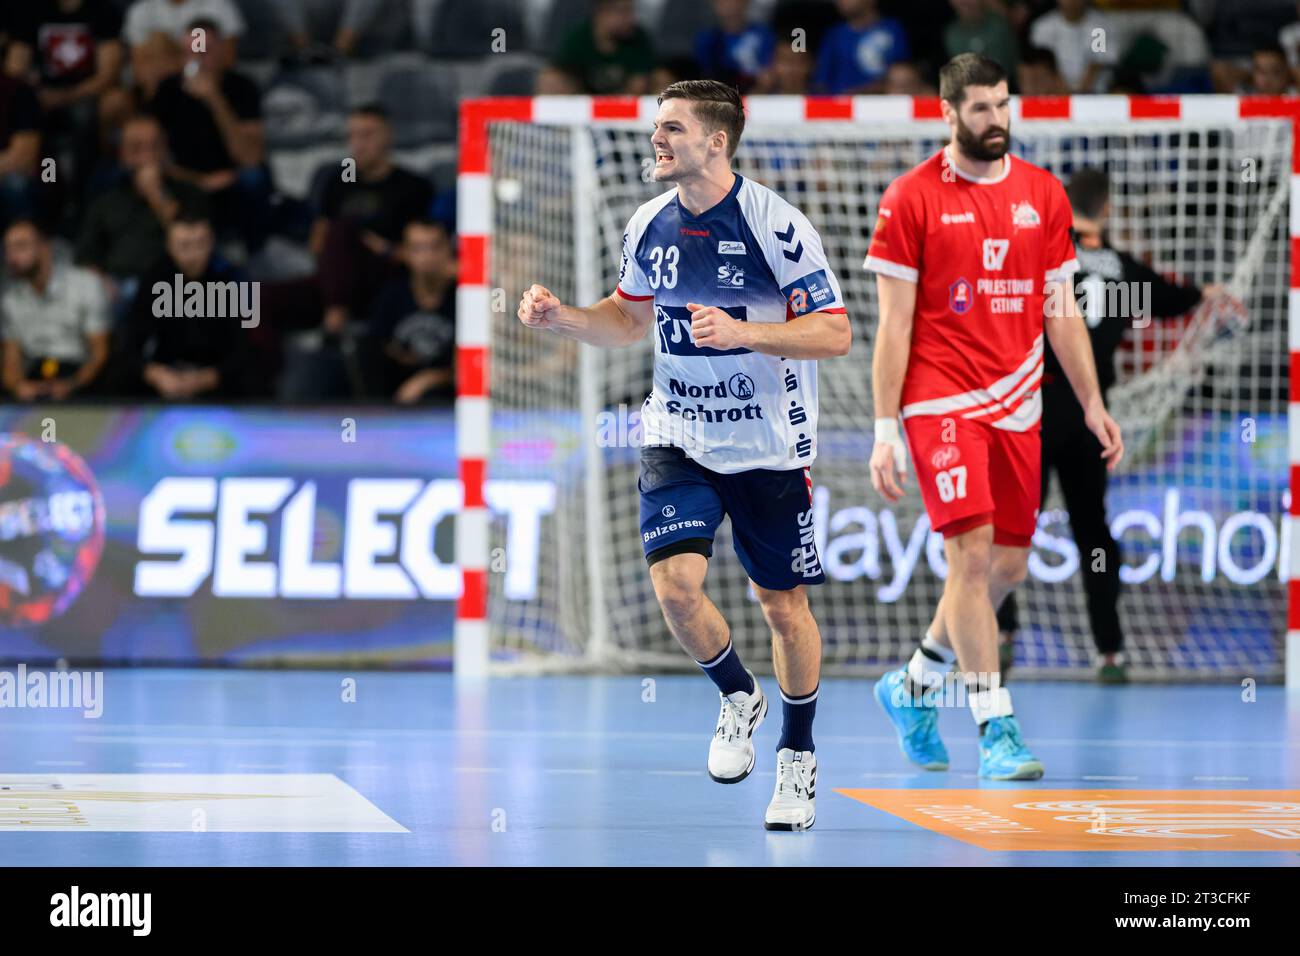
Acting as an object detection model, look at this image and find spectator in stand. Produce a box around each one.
[694,0,776,92]
[651,55,702,93]
[145,17,270,251]
[0,73,42,231]
[879,0,957,74]
[752,42,815,95]
[882,61,938,94]
[275,0,396,62]
[77,113,207,321]
[1029,0,1119,92]
[1282,3,1300,76]
[1247,42,1296,93]
[262,104,432,399]
[363,219,456,404]
[0,8,16,51]
[122,0,244,62]
[1,218,109,400]
[539,0,655,95]
[4,0,125,190]
[945,0,1018,77]
[119,212,248,400]
[812,0,910,94]
[1018,45,1070,93]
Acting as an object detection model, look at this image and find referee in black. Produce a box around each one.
[997,168,1223,683]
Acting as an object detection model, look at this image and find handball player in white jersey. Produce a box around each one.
[518,81,851,829]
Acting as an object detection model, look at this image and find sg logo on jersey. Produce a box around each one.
[949,277,973,314]
[716,262,745,288]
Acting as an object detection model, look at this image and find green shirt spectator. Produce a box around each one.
[945,1,1019,78]
[550,0,655,94]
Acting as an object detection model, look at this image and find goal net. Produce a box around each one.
[474,97,1290,679]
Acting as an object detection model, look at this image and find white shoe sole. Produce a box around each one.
[707,691,768,785]
[764,810,815,831]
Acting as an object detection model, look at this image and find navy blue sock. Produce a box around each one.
[777,685,818,753]
[697,642,754,696]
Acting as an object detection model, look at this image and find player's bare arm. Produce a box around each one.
[1043,278,1124,470]
[686,302,850,359]
[869,273,916,502]
[517,284,655,348]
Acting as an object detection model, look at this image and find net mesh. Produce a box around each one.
[484,114,1290,679]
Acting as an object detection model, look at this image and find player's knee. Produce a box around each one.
[756,586,808,638]
[651,567,705,624]
[992,554,1029,592]
[947,538,993,586]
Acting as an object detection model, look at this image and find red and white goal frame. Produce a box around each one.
[453,94,1300,683]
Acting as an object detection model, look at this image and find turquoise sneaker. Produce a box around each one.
[873,668,949,771]
[978,715,1044,780]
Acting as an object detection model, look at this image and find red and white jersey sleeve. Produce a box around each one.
[1043,177,1080,286]
[863,177,925,283]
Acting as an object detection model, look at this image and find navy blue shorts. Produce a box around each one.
[637,445,825,590]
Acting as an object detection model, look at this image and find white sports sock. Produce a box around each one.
[907,632,956,690]
[969,687,1013,726]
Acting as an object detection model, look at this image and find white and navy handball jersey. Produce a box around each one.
[616,174,846,475]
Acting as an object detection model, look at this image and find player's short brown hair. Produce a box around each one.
[657,80,745,158]
[939,54,1008,106]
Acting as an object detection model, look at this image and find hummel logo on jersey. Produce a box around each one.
[775,222,803,262]
[718,240,746,254]
[940,211,975,225]
[717,262,745,287]
[1012,201,1041,228]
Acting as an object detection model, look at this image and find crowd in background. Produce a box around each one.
[0,0,1296,405]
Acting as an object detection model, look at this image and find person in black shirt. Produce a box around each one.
[76,113,208,319]
[362,219,455,403]
[4,0,125,177]
[118,213,249,400]
[997,167,1223,683]
[0,73,42,230]
[261,104,433,400]
[146,16,271,251]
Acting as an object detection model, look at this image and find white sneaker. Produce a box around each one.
[764,748,816,831]
[707,673,767,784]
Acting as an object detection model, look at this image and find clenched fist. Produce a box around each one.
[518,284,562,329]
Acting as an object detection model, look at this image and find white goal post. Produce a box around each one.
[456,94,1299,684]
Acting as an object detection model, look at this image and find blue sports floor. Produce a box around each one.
[2,669,1298,866]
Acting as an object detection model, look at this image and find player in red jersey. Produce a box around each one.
[864,54,1123,780]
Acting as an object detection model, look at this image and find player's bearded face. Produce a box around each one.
[955,112,1011,162]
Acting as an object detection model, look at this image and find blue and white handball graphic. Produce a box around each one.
[0,434,106,626]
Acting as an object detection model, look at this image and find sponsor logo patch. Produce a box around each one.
[782,269,835,315]
[718,240,746,255]
[1011,201,1041,229]
[949,277,973,314]
[931,445,960,469]
[655,304,750,357]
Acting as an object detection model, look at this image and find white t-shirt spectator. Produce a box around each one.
[122,0,245,46]
[1281,20,1300,68]
[1030,9,1120,91]
[1,263,110,364]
